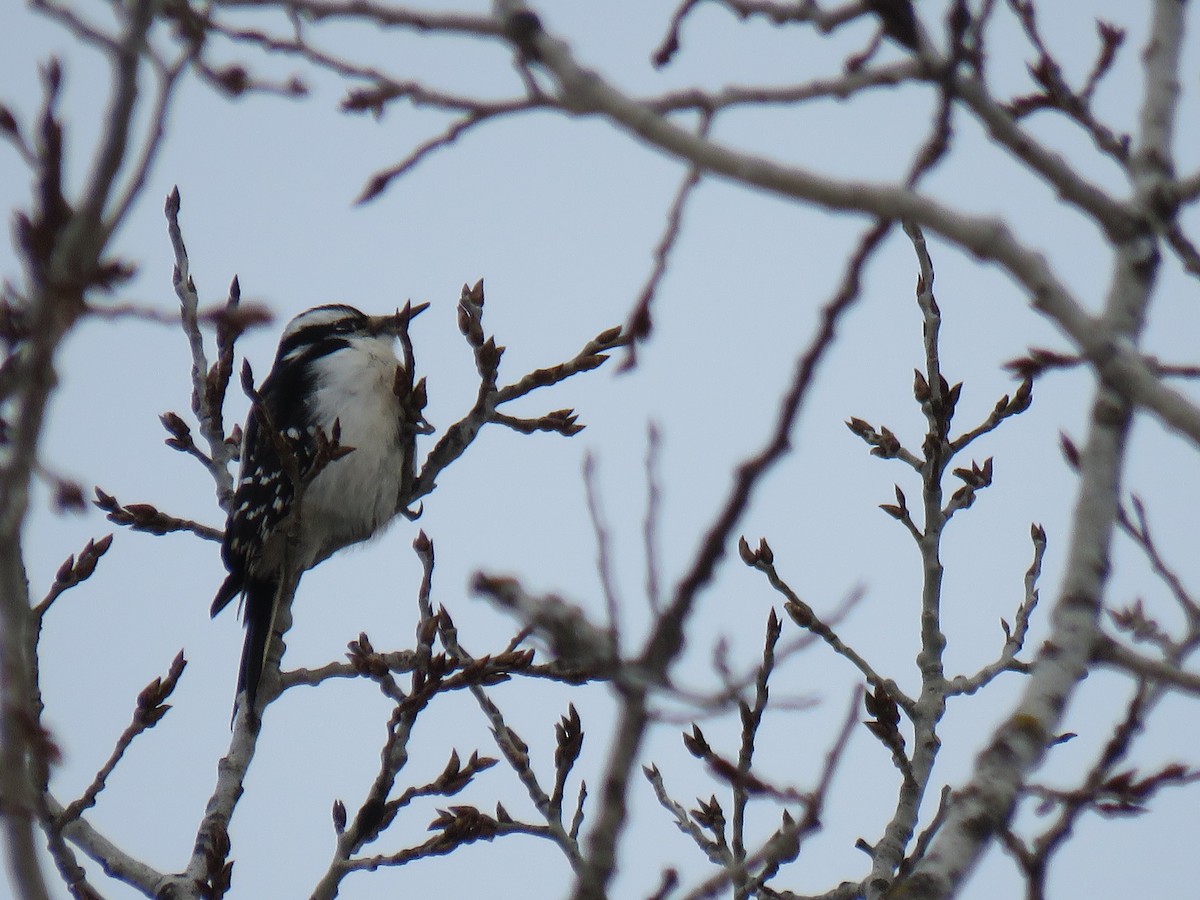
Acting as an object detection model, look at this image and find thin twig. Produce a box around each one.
[622,111,711,367]
[583,453,622,657]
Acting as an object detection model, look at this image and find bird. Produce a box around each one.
[211,304,415,719]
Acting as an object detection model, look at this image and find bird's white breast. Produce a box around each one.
[300,333,406,564]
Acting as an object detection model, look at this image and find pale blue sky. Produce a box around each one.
[3,2,1199,898]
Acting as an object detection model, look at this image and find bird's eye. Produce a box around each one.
[333,319,356,334]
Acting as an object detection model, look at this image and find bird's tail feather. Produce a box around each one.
[211,571,242,619]
[237,576,280,721]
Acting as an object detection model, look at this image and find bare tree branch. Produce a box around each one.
[902,4,1185,893]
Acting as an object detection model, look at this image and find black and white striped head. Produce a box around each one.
[275,304,401,367]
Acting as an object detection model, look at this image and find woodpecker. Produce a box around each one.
[212,304,413,716]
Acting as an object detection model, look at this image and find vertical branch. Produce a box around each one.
[904,3,1183,893]
[1,72,72,900]
[1129,0,1182,200]
[642,423,663,613]
[904,222,950,692]
[730,610,782,900]
[908,384,1135,899]
[866,222,952,899]
[583,453,622,652]
[165,188,236,505]
[0,540,51,900]
[177,576,304,897]
[2,5,156,897]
